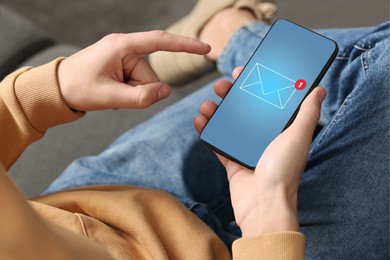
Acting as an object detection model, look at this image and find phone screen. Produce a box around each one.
[200,19,338,169]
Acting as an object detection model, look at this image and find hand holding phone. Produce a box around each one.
[194,69,327,237]
[200,19,338,169]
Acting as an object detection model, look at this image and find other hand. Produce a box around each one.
[58,31,211,111]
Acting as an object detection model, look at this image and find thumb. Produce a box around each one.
[104,81,171,109]
[289,87,326,139]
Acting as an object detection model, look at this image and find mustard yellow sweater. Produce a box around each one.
[0,58,305,259]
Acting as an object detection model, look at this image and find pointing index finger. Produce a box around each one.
[121,30,211,56]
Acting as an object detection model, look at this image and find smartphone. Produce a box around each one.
[200,19,338,169]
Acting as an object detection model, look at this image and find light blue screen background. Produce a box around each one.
[201,19,337,168]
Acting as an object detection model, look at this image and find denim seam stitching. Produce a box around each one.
[310,92,353,154]
[336,57,349,61]
[217,27,245,72]
[247,26,266,38]
[360,51,369,77]
[354,44,370,51]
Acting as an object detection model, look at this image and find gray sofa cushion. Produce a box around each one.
[20,44,81,68]
[0,5,54,79]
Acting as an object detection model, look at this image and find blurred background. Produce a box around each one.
[1,0,388,197]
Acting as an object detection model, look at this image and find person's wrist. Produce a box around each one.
[239,187,299,237]
[57,58,73,108]
[57,58,84,112]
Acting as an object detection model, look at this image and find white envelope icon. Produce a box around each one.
[240,63,297,109]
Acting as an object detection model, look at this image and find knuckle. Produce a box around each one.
[100,33,126,54]
[102,33,120,42]
[150,30,166,38]
[302,100,321,121]
[136,87,153,109]
[101,33,123,47]
[313,110,321,122]
[312,108,321,121]
[144,30,167,51]
[307,103,321,121]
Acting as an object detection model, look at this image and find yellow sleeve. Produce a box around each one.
[0,58,84,169]
[232,231,305,259]
[0,59,112,259]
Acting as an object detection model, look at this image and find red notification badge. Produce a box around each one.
[295,79,307,90]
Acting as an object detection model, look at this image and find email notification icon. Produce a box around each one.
[240,63,299,109]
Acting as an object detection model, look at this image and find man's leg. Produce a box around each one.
[299,24,389,259]
[218,21,389,258]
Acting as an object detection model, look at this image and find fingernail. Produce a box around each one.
[158,86,169,100]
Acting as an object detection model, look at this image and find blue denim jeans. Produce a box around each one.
[44,22,389,259]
